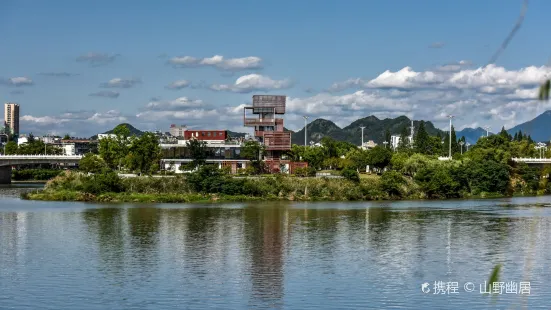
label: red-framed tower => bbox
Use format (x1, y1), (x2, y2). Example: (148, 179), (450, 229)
(243, 95), (292, 160)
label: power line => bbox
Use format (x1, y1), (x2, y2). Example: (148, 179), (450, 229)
(486, 0), (529, 66)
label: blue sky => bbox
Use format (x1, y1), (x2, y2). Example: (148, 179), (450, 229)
(1, 0), (550, 137)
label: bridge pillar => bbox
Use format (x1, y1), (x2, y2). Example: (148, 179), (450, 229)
(0, 166), (11, 184)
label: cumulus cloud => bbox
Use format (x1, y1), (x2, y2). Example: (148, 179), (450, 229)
(144, 97), (206, 111)
(0, 77), (34, 87)
(327, 64), (551, 93)
(39, 72), (79, 77)
(429, 42), (445, 49)
(165, 80), (191, 90)
(167, 55), (263, 71)
(25, 63), (551, 138)
(89, 90), (120, 98)
(210, 74), (293, 93)
(76, 52), (119, 66)
(100, 77), (141, 88)
(20, 110), (131, 136)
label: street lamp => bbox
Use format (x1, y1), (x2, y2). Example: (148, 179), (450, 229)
(303, 115), (309, 146)
(484, 126), (490, 137)
(447, 115), (454, 158)
(466, 142), (470, 152)
(360, 126), (365, 148)
(459, 141), (464, 155)
(383, 141), (388, 148)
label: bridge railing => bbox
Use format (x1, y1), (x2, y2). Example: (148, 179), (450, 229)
(0, 155), (83, 159)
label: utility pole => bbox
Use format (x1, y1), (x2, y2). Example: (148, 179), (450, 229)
(484, 126), (490, 137)
(459, 141), (464, 155)
(447, 115), (454, 158)
(410, 119), (414, 148)
(360, 126), (365, 148)
(303, 115), (309, 146)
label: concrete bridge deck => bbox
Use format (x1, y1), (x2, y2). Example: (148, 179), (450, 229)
(0, 155), (83, 184)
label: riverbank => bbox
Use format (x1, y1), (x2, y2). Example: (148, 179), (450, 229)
(21, 168), (544, 204)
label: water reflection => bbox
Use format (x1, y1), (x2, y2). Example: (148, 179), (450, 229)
(1, 200), (551, 309)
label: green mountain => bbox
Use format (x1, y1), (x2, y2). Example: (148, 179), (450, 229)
(292, 116), (445, 145)
(90, 123), (144, 139)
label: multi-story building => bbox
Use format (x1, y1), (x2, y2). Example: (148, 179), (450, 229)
(243, 95), (306, 173)
(58, 139), (98, 156)
(4, 103), (20, 136)
(169, 124), (187, 137)
(161, 95), (307, 174)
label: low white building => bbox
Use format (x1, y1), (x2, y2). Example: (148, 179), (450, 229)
(360, 140), (377, 150)
(97, 134), (117, 140)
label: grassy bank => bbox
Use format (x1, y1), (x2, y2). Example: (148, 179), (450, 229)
(22, 167), (534, 204)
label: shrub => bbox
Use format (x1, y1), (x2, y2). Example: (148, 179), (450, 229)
(294, 167), (316, 177)
(341, 168), (360, 183)
(380, 170), (405, 198)
(82, 171), (125, 194)
(186, 165), (227, 193)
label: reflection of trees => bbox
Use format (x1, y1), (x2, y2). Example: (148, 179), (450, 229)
(82, 207), (125, 278)
(182, 207), (226, 279)
(127, 207), (161, 274)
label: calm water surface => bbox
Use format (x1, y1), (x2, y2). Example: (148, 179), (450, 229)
(2, 189), (551, 309)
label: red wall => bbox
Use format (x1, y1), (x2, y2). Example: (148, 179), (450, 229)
(184, 130), (227, 141)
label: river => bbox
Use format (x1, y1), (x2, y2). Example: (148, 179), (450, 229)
(1, 185), (551, 309)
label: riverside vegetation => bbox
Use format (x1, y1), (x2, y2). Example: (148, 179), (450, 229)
(22, 122), (551, 203)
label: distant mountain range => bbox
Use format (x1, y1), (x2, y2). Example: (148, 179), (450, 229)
(455, 127), (493, 145)
(291, 116), (444, 145)
(95, 110), (551, 145)
(507, 110), (551, 142)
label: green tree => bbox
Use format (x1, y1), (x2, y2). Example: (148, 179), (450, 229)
(380, 170), (405, 198)
(321, 136), (338, 158)
(98, 126), (132, 170)
(241, 140), (266, 174)
(341, 167), (360, 183)
(4, 141), (18, 154)
(186, 139), (208, 168)
(397, 126), (410, 151)
(368, 145), (392, 171)
(63, 134), (71, 140)
(346, 148), (370, 171)
(241, 140), (265, 160)
(78, 153), (107, 173)
(414, 121), (431, 154)
(384, 128), (391, 145)
(126, 132), (161, 175)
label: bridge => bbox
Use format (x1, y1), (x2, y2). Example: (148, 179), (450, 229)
(511, 158), (551, 164)
(0, 155), (83, 184)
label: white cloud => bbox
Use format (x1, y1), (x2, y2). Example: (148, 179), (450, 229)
(20, 110), (130, 136)
(23, 63), (551, 138)
(1, 77), (34, 86)
(89, 90), (120, 98)
(166, 80), (191, 90)
(145, 97), (206, 111)
(210, 74), (293, 93)
(76, 52), (119, 66)
(429, 42), (445, 49)
(101, 77), (141, 88)
(167, 55), (262, 71)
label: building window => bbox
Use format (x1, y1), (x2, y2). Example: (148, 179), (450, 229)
(207, 132), (211, 137)
(201, 132), (205, 136)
